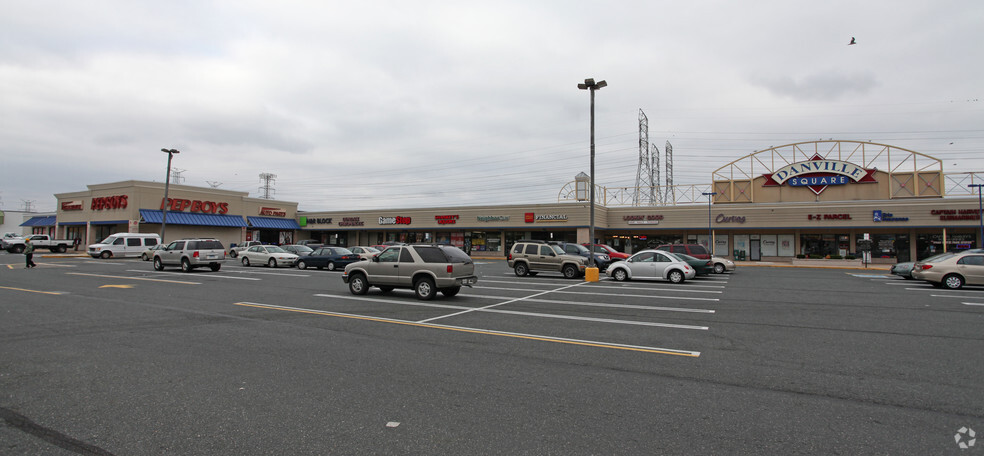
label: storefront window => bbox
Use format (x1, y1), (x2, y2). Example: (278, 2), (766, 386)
(856, 233), (909, 261)
(800, 234), (848, 257)
(916, 233), (975, 260)
(466, 231), (501, 252)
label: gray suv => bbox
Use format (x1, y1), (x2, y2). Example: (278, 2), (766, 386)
(507, 240), (587, 279)
(342, 244), (477, 300)
(153, 238), (227, 272)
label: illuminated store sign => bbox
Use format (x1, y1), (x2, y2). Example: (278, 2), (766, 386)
(477, 215), (510, 222)
(61, 200), (84, 211)
(715, 214), (746, 224)
(435, 215), (459, 225)
(92, 195), (129, 210)
(762, 154), (876, 195)
(623, 215), (663, 225)
(872, 210), (909, 222)
(299, 217), (333, 226)
(807, 213), (852, 220)
(259, 207), (287, 217)
(379, 216), (412, 225)
(525, 213), (568, 223)
(931, 209), (981, 221)
(160, 198), (229, 214)
(339, 217), (365, 226)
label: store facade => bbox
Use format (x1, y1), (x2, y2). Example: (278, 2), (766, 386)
(52, 180), (299, 249)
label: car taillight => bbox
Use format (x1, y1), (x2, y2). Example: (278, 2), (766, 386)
(507, 253), (512, 260)
(447, 265), (453, 273)
(193, 251), (200, 258)
(921, 264), (933, 270)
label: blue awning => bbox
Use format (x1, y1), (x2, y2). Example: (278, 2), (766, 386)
(90, 220), (128, 225)
(140, 209), (247, 227)
(247, 216), (301, 230)
(20, 216), (56, 227)
(59, 221), (87, 226)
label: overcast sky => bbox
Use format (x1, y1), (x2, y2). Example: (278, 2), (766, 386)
(2, 0), (982, 213)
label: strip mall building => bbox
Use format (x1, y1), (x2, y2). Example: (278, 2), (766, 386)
(24, 141), (983, 263)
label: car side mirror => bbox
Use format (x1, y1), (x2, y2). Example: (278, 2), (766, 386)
(372, 255), (380, 262)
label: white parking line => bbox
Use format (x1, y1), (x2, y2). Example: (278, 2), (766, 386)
(127, 269), (261, 280)
(963, 302), (984, 306)
(418, 281), (589, 324)
(482, 278), (726, 290)
(461, 293), (716, 313)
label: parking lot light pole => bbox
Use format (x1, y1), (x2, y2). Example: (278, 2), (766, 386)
(702, 192), (717, 254)
(971, 183), (984, 248)
(160, 148), (180, 243)
(578, 78), (606, 273)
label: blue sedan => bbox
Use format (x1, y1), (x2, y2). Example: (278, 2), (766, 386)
(296, 247), (362, 271)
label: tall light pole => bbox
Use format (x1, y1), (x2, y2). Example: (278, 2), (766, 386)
(578, 78), (606, 271)
(971, 183), (984, 248)
(702, 192), (717, 254)
(160, 148), (180, 243)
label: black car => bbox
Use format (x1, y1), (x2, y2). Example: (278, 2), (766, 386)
(548, 241), (611, 271)
(296, 247), (362, 271)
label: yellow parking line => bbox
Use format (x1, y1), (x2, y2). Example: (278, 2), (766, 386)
(234, 301), (700, 357)
(0, 285), (63, 295)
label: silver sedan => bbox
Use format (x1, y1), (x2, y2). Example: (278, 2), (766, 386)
(240, 245), (299, 268)
(606, 249), (696, 283)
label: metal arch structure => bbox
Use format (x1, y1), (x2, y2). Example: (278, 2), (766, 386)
(710, 140), (944, 203)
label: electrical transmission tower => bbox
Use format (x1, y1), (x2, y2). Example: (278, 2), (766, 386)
(258, 173), (277, 199)
(170, 168), (186, 184)
(652, 143), (661, 204)
(21, 200), (36, 212)
(633, 109), (658, 206)
(664, 141), (674, 204)
(206, 181), (223, 188)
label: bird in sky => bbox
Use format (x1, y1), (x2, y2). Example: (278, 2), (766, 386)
(849, 37), (856, 45)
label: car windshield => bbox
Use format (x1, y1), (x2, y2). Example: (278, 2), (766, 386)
(569, 244), (590, 255)
(922, 253), (955, 263)
(293, 245), (313, 253)
(551, 245), (566, 255)
(364, 247), (380, 253)
(99, 236), (117, 244)
(266, 246), (287, 253)
(334, 248), (354, 255)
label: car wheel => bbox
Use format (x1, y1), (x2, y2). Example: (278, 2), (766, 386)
(242, 257), (250, 267)
(210, 263), (221, 272)
(714, 263), (726, 274)
(180, 259), (192, 273)
(442, 287), (461, 297)
(668, 270), (685, 283)
(414, 277), (437, 300)
(297, 260), (307, 270)
(100, 251), (111, 259)
(327, 262), (336, 271)
(612, 268), (629, 282)
(942, 274), (964, 289)
(514, 263), (529, 277)
(142, 253), (150, 261)
(153, 257), (164, 271)
(268, 258), (277, 268)
(562, 264), (578, 279)
(348, 273), (369, 295)
(229, 250), (237, 258)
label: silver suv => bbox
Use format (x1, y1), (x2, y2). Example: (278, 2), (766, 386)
(153, 238), (227, 272)
(507, 240), (587, 279)
(342, 244), (477, 300)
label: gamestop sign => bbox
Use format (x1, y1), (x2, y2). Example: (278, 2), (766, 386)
(161, 198), (229, 214)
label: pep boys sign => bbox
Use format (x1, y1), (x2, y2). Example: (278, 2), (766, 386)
(161, 198), (229, 214)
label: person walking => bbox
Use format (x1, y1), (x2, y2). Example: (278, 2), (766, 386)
(24, 238), (37, 268)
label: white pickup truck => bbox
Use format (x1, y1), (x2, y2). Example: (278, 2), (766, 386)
(2, 234), (74, 253)
(228, 240), (263, 258)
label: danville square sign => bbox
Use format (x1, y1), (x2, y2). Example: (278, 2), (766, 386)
(761, 154), (876, 195)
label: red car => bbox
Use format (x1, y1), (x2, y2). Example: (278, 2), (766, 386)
(582, 243), (630, 261)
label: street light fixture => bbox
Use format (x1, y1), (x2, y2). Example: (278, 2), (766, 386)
(578, 78), (606, 274)
(702, 192), (717, 255)
(971, 183), (984, 249)
(160, 148), (180, 243)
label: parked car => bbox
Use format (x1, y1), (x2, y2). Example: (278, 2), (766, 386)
(282, 244), (314, 256)
(549, 241), (611, 271)
(349, 246), (381, 261)
(668, 252), (713, 276)
(711, 256), (736, 274)
(343, 244), (477, 300)
(140, 244), (166, 261)
(229, 240), (263, 258)
(507, 240), (587, 279)
(655, 243), (711, 260)
(297, 247), (362, 271)
(153, 238), (226, 272)
(582, 243), (630, 261)
(240, 245), (298, 268)
(297, 240), (323, 246)
(890, 261), (916, 279)
(606, 249), (696, 283)
(4, 234), (74, 254)
(88, 232), (161, 258)
(911, 250), (984, 289)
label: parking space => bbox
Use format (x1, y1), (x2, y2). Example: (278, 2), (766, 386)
(854, 271), (984, 307)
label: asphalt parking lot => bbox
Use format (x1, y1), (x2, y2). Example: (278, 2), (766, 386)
(1, 253), (982, 454)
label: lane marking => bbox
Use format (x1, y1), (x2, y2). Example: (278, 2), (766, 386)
(964, 302), (984, 306)
(420, 281), (590, 323)
(472, 285), (721, 298)
(460, 294), (716, 313)
(69, 272), (200, 284)
(487, 277), (726, 290)
(234, 301), (701, 357)
(0, 285), (64, 295)
(125, 270), (260, 281)
(315, 293), (710, 330)
(99, 284), (134, 289)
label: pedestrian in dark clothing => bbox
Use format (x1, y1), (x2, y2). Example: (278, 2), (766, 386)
(25, 238), (37, 268)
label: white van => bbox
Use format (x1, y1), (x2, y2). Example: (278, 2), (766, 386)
(88, 233), (161, 259)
